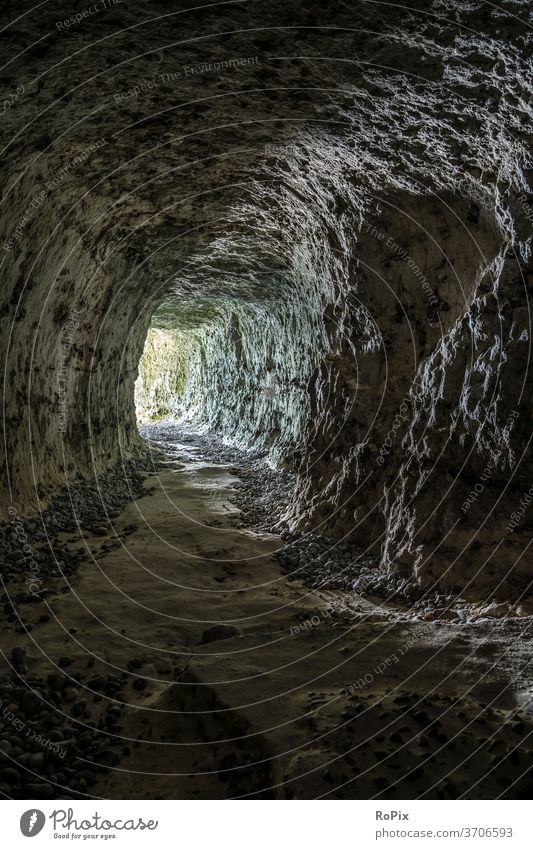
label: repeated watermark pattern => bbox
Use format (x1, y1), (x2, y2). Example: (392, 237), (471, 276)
(364, 223), (439, 306)
(46, 138), (108, 192)
(3, 189), (47, 253)
(113, 57), (260, 103)
(1, 84), (24, 117)
(289, 605), (336, 636)
(0, 697), (66, 758)
(376, 379), (424, 467)
(341, 631), (424, 696)
(462, 410), (519, 513)
(57, 311), (81, 434)
(517, 193), (533, 225)
(264, 143), (301, 157)
(506, 484), (533, 534)
(56, 0), (124, 31)
(6, 508), (44, 598)
(3, 139), (107, 252)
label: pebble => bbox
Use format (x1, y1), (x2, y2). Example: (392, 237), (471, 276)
(21, 691), (41, 717)
(25, 782), (53, 798)
(11, 646), (26, 665)
(1, 767), (21, 783)
(0, 459), (151, 589)
(0, 670), (127, 800)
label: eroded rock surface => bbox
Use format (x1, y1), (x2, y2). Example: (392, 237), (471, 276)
(1, 0), (532, 601)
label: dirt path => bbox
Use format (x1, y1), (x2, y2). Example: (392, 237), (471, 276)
(3, 432), (533, 799)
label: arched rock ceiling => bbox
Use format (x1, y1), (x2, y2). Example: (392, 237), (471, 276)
(1, 0), (532, 597)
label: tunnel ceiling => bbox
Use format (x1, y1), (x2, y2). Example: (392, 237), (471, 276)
(1, 0), (532, 599)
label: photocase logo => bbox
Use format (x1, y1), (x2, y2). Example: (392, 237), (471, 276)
(20, 810), (46, 837)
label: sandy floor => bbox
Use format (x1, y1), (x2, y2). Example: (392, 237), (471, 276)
(3, 434), (533, 799)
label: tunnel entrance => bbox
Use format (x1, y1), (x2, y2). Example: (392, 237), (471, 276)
(135, 328), (193, 424)
(133, 280), (326, 464)
(2, 0), (533, 807)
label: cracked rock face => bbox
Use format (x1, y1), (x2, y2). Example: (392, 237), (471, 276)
(1, 0), (532, 599)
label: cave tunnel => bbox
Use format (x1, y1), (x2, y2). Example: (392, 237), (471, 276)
(1, 0), (533, 806)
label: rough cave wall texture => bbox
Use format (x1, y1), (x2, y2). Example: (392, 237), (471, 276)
(1, 0), (532, 598)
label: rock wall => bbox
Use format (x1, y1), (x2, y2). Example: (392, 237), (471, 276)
(1, 0), (532, 598)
